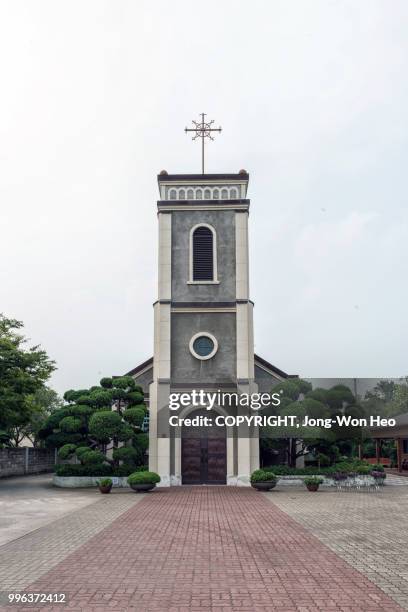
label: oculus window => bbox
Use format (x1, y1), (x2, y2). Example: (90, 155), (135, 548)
(189, 332), (218, 360)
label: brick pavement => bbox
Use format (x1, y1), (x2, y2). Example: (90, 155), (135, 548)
(267, 486), (408, 610)
(0, 493), (144, 591)
(4, 487), (403, 612)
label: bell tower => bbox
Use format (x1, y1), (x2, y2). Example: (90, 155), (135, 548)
(148, 168), (259, 486)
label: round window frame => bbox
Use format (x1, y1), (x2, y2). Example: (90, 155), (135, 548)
(189, 332), (218, 361)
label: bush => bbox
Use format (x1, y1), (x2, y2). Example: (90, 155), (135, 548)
(355, 465), (371, 475)
(370, 463), (385, 472)
(304, 477), (324, 486)
(97, 478), (112, 487)
(112, 446), (138, 462)
(317, 453), (330, 467)
(55, 464), (113, 477)
(59, 416), (82, 433)
(113, 464), (138, 476)
(263, 460), (375, 478)
(89, 411), (125, 442)
(123, 407), (145, 427)
(127, 392), (145, 406)
(81, 449), (106, 465)
(76, 445), (92, 459)
(58, 443), (77, 459)
(250, 469), (277, 483)
(127, 471), (161, 485)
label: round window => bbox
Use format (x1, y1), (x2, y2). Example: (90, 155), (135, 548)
(189, 332), (218, 360)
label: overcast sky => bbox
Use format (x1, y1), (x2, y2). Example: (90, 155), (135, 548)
(1, 1), (407, 394)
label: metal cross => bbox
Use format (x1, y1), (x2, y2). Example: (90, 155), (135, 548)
(185, 113), (222, 174)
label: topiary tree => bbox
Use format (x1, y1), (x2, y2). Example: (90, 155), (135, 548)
(40, 375), (148, 472)
(261, 379), (362, 467)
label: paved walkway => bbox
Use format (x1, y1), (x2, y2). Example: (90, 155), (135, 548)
(3, 487), (403, 612)
(0, 475), (97, 547)
(268, 486), (408, 610)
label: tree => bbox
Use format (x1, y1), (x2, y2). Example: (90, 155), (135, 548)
(40, 375), (148, 472)
(0, 314), (56, 447)
(260, 380), (363, 467)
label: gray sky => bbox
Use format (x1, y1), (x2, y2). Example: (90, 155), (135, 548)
(1, 1), (407, 394)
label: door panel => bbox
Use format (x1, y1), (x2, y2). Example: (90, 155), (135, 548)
(181, 438), (202, 484)
(207, 438), (227, 484)
(182, 435), (226, 484)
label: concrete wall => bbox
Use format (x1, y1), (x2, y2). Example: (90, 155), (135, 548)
(171, 210), (236, 302)
(171, 312), (236, 384)
(0, 448), (56, 478)
(132, 366), (153, 397)
(254, 365), (282, 393)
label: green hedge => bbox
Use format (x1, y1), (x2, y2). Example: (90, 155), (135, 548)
(127, 471), (161, 485)
(264, 465), (337, 475)
(263, 460), (379, 476)
(55, 464), (149, 477)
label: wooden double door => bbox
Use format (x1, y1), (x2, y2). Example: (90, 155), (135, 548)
(182, 437), (226, 484)
(181, 410), (227, 485)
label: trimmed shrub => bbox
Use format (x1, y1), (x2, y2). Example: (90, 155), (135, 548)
(81, 449), (106, 465)
(100, 377), (113, 389)
(250, 469), (277, 483)
(127, 471), (160, 485)
(97, 478), (112, 487)
(59, 416), (82, 433)
(127, 392), (144, 406)
(76, 445), (92, 459)
(123, 407), (145, 427)
(113, 464), (138, 476)
(57, 443), (77, 459)
(89, 411), (124, 442)
(304, 476), (324, 486)
(55, 464), (113, 477)
(112, 446), (138, 463)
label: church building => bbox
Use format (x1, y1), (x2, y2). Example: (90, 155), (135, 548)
(127, 168), (293, 486)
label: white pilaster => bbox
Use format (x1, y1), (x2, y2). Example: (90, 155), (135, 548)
(235, 212), (249, 300)
(158, 212), (172, 300)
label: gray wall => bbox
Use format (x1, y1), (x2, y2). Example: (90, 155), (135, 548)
(132, 366), (153, 397)
(0, 448), (56, 478)
(254, 365), (282, 393)
(171, 312), (236, 384)
(171, 210), (236, 302)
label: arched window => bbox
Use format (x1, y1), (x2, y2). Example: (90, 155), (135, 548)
(190, 224), (217, 282)
(196, 189), (203, 200)
(213, 189), (219, 199)
(169, 189), (177, 200)
(230, 188), (238, 199)
(187, 189), (194, 199)
(221, 188), (228, 199)
(204, 189), (211, 199)
(179, 189), (186, 200)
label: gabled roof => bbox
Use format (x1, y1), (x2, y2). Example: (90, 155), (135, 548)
(254, 354), (296, 379)
(126, 354), (295, 380)
(126, 357), (153, 377)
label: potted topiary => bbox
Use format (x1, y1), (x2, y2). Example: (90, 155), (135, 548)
(127, 471), (161, 492)
(304, 476), (324, 492)
(250, 469), (277, 491)
(97, 477), (113, 494)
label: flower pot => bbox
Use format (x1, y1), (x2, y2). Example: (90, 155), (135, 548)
(306, 484), (319, 492)
(130, 483), (156, 493)
(251, 481), (277, 491)
(98, 484), (112, 494)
